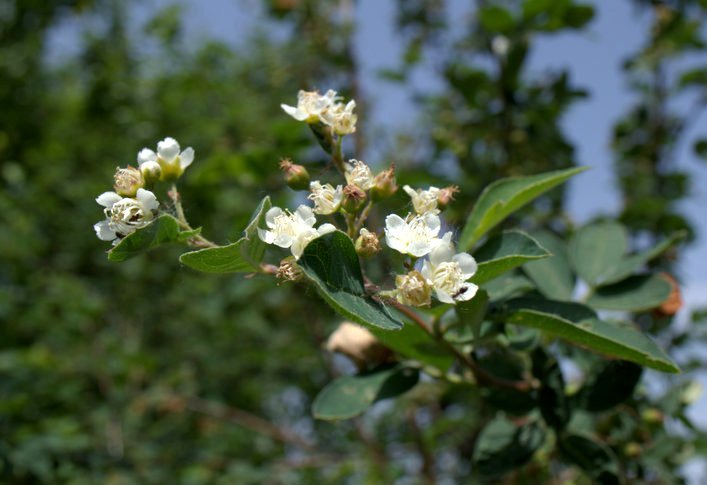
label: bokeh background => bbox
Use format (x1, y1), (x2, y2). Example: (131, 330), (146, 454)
(3, 0), (707, 483)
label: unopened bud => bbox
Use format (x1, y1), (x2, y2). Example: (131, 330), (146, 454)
(113, 166), (144, 197)
(325, 322), (393, 370)
(395, 270), (432, 307)
(276, 256), (303, 283)
(641, 408), (664, 424)
(342, 184), (367, 213)
(140, 161), (162, 186)
(355, 228), (381, 257)
(371, 165), (398, 200)
(437, 185), (459, 211)
(280, 159), (310, 191)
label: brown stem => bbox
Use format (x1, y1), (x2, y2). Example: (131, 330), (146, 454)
(386, 299), (534, 392)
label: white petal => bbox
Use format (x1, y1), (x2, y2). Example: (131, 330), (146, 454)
(455, 283), (479, 302)
(384, 214), (406, 237)
(135, 188), (159, 212)
(94, 220), (116, 241)
(295, 205), (316, 227)
(430, 233), (454, 265)
(258, 228), (276, 244)
(407, 241), (433, 258)
(436, 289), (455, 304)
(157, 137), (180, 162)
(420, 260), (433, 282)
(453, 253), (478, 279)
(96, 191), (122, 208)
(317, 223), (336, 236)
(273, 234), (295, 248)
(403, 185), (417, 198)
(179, 147), (194, 169)
(137, 148), (157, 164)
(265, 207), (284, 228)
(423, 213), (441, 235)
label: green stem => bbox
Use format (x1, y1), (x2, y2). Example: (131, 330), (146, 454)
(332, 136), (345, 174)
(353, 200), (374, 234)
(169, 184), (217, 249)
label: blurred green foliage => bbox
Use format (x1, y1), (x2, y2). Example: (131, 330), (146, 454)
(1, 0), (706, 483)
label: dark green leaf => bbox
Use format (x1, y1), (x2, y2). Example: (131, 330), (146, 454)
(587, 275), (672, 311)
(473, 417), (546, 478)
(504, 298), (679, 373)
(479, 6), (515, 33)
(483, 271), (535, 301)
(558, 433), (620, 485)
(299, 231), (403, 330)
(179, 196), (271, 273)
(108, 214), (188, 262)
(569, 222), (628, 286)
(477, 348), (536, 415)
(369, 318), (454, 372)
(601, 232), (685, 285)
(523, 230), (575, 301)
(312, 364), (419, 420)
(451, 290), (489, 343)
(471, 231), (550, 284)
(532, 348), (570, 430)
(578, 360), (643, 412)
(459, 167), (587, 250)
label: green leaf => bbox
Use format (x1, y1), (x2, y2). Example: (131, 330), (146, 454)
(558, 433), (620, 485)
(569, 221), (628, 286)
(459, 167), (587, 250)
(504, 298), (679, 373)
(578, 360), (643, 412)
(471, 231), (550, 284)
(532, 348), (571, 431)
(479, 5), (515, 33)
(483, 272), (535, 301)
(299, 231), (403, 330)
(108, 214), (190, 262)
(179, 196), (272, 273)
(312, 364), (419, 420)
(451, 290), (489, 344)
(523, 230), (575, 301)
(601, 232), (685, 285)
(587, 275), (672, 311)
(473, 417), (546, 478)
(369, 318), (454, 372)
(478, 348), (537, 416)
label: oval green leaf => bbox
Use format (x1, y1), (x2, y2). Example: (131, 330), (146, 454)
(473, 417), (546, 479)
(108, 214), (198, 262)
(569, 221), (627, 286)
(523, 230), (575, 301)
(587, 274), (672, 311)
(471, 230), (550, 284)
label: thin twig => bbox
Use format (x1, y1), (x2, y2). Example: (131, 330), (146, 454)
(168, 184), (217, 248)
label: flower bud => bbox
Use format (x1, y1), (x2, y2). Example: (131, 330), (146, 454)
(395, 270), (432, 307)
(325, 322), (393, 371)
(276, 256), (303, 283)
(342, 184), (367, 213)
(140, 160), (162, 186)
(113, 166), (144, 197)
(437, 185), (459, 211)
(371, 165), (398, 200)
(355, 228), (381, 258)
(280, 158), (310, 191)
(345, 159), (374, 190)
(641, 408), (664, 424)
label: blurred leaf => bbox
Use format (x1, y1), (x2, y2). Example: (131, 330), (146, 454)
(578, 360), (643, 412)
(473, 417), (546, 478)
(483, 272), (535, 301)
(478, 348), (536, 415)
(532, 348), (570, 430)
(504, 298), (679, 372)
(479, 6), (515, 33)
(601, 231), (685, 285)
(108, 214), (197, 262)
(471, 230), (550, 284)
(312, 364), (419, 420)
(179, 196), (271, 273)
(523, 230), (575, 301)
(299, 231), (403, 330)
(558, 433), (620, 485)
(459, 167), (587, 250)
(587, 274), (672, 311)
(569, 221), (627, 286)
(452, 289), (489, 343)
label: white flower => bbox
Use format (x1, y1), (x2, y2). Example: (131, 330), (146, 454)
(403, 185), (441, 215)
(258, 205), (336, 259)
(421, 236), (478, 304)
(345, 159), (374, 190)
(384, 213), (441, 257)
(94, 188), (159, 244)
(321, 99), (357, 135)
(281, 89), (339, 123)
(394, 271), (432, 307)
(308, 181), (343, 215)
(137, 137), (194, 180)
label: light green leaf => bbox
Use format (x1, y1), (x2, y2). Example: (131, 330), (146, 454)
(569, 221), (628, 286)
(587, 275), (672, 311)
(179, 196), (271, 273)
(473, 417), (546, 479)
(299, 231), (403, 330)
(459, 167), (587, 250)
(523, 230), (575, 301)
(108, 214), (193, 262)
(312, 364), (419, 420)
(601, 232), (686, 285)
(482, 272), (535, 301)
(504, 298), (679, 373)
(471, 231), (550, 284)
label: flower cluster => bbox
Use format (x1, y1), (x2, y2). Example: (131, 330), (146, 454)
(281, 89), (357, 135)
(94, 137), (194, 245)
